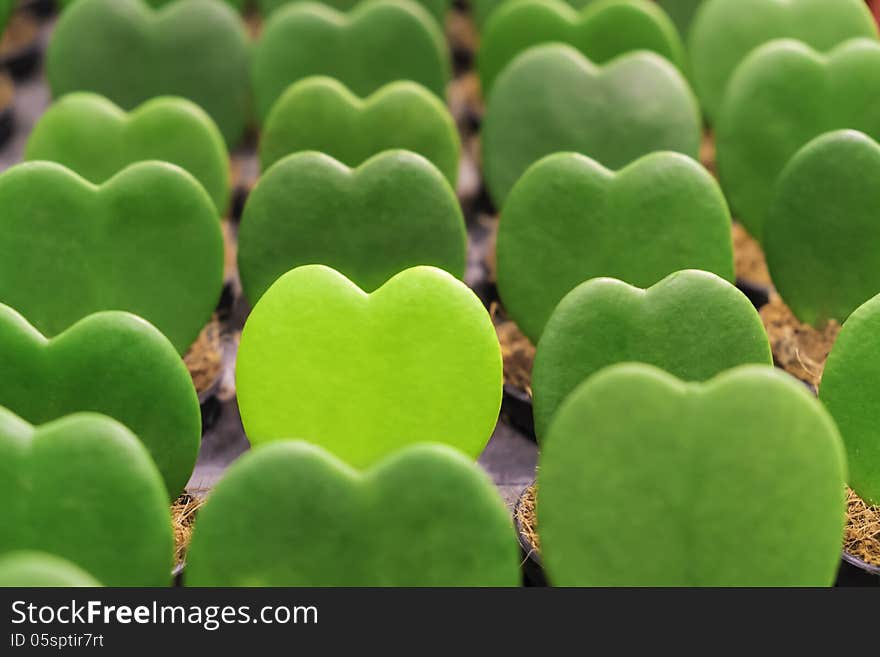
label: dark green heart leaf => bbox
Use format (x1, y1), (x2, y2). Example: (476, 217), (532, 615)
(260, 76), (460, 186)
(497, 151), (734, 342)
(186, 441), (520, 586)
(820, 291), (880, 505)
(259, 0), (449, 23)
(538, 363), (847, 586)
(0, 305), (201, 496)
(479, 0), (686, 92)
(237, 265), (502, 468)
(25, 92), (231, 214)
(688, 0), (878, 122)
(764, 130), (880, 326)
(0, 161), (225, 355)
(532, 270), (771, 438)
(482, 44), (701, 207)
(239, 150), (466, 304)
(0, 408), (173, 587)
(252, 0), (450, 122)
(717, 39), (880, 240)
(47, 0), (251, 146)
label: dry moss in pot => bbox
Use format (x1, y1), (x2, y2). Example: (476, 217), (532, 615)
(531, 363), (848, 586)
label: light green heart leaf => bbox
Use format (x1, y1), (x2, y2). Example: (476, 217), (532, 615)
(47, 0), (251, 146)
(0, 552), (102, 587)
(688, 0), (878, 123)
(186, 441), (520, 586)
(497, 151), (734, 342)
(0, 161), (225, 355)
(0, 409), (173, 587)
(25, 92), (231, 214)
(260, 76), (460, 186)
(764, 130), (880, 327)
(532, 270), (771, 438)
(717, 39), (880, 240)
(237, 265), (502, 468)
(538, 363), (847, 586)
(252, 0), (450, 122)
(820, 292), (880, 505)
(0, 305), (201, 497)
(479, 0), (686, 92)
(239, 150), (466, 305)
(482, 43), (701, 207)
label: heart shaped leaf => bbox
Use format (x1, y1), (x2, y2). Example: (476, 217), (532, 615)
(820, 291), (880, 504)
(259, 0), (449, 23)
(237, 265), (502, 468)
(479, 0), (686, 92)
(717, 39), (880, 240)
(47, 0), (251, 146)
(532, 270), (772, 438)
(482, 44), (701, 206)
(0, 408), (173, 587)
(62, 0), (244, 9)
(260, 76), (460, 186)
(764, 130), (880, 326)
(0, 552), (102, 587)
(239, 150), (466, 305)
(688, 0), (878, 122)
(25, 92), (231, 214)
(0, 305), (201, 496)
(538, 363), (847, 586)
(186, 441), (520, 586)
(0, 161), (225, 355)
(252, 1), (450, 122)
(497, 151), (734, 342)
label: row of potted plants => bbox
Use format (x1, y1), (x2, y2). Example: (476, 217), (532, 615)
(1, 0), (879, 585)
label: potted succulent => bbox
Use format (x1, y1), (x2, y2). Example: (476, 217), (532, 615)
(0, 408), (174, 587)
(259, 76), (461, 188)
(24, 91), (232, 215)
(237, 150), (466, 307)
(46, 0), (251, 147)
(185, 442), (520, 586)
(526, 363), (848, 586)
(251, 0), (450, 124)
(493, 150), (735, 431)
(481, 43), (701, 208)
(236, 264), (502, 467)
(478, 0), (687, 93)
(0, 305), (202, 498)
(688, 0), (878, 123)
(0, 160), (225, 363)
(530, 269), (772, 439)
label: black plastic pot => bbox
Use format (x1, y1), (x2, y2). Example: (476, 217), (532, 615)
(836, 552), (880, 587)
(502, 383), (535, 440)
